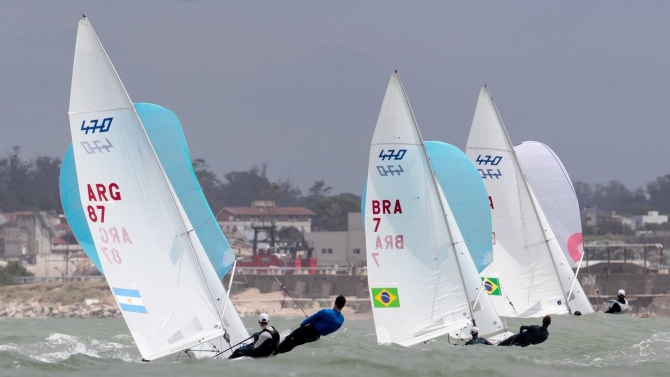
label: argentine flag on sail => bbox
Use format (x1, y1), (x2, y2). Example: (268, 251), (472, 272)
(113, 288), (147, 314)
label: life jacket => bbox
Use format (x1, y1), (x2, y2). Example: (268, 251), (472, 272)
(609, 299), (629, 314)
(252, 326), (280, 357)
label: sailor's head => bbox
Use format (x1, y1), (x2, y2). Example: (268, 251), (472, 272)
(574, 311), (582, 316)
(258, 313), (269, 326)
(334, 295), (346, 311)
(470, 327), (479, 336)
(542, 315), (551, 328)
(618, 289), (626, 298)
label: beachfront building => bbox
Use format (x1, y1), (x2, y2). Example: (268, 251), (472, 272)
(305, 213), (366, 268)
(632, 211), (668, 228)
(216, 201), (315, 235)
(0, 211), (56, 264)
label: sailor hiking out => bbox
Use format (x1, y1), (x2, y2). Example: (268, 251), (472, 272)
(274, 295), (346, 355)
(229, 313), (280, 359)
(497, 315), (551, 347)
(605, 290), (629, 314)
(464, 327), (493, 346)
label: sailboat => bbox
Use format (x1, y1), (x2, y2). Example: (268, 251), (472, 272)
(364, 73), (505, 346)
(515, 141), (585, 267)
(60, 16), (248, 360)
(465, 86), (593, 317)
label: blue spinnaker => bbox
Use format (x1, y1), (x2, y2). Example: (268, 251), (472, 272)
(59, 144), (103, 273)
(425, 141), (492, 273)
(135, 103), (234, 279)
(59, 103), (234, 279)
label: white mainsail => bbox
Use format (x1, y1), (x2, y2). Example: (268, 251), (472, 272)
(67, 17), (247, 360)
(465, 86), (592, 317)
(365, 74), (503, 346)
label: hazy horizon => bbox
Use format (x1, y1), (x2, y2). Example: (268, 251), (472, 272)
(2, 1), (669, 194)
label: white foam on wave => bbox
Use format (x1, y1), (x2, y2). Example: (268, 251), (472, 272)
(558, 331), (670, 367)
(0, 332), (138, 364)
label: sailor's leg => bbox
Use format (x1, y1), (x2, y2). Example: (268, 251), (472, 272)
(275, 326), (316, 354)
(228, 349), (246, 360)
(496, 334), (518, 346)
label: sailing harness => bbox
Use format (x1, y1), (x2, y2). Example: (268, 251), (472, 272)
(251, 327), (281, 357)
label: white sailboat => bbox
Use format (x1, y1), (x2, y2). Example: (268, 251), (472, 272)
(364, 73), (504, 346)
(65, 17), (248, 360)
(465, 86), (593, 317)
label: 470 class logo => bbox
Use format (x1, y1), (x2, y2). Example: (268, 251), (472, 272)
(378, 149), (407, 161)
(80, 118), (113, 134)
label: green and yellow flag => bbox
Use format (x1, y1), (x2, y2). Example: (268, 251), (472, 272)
(371, 288), (400, 308)
(482, 277), (501, 296)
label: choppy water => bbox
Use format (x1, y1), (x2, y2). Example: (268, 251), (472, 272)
(0, 314), (669, 377)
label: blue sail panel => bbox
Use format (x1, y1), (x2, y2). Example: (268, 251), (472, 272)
(59, 144), (104, 273)
(425, 141), (493, 273)
(134, 103), (234, 279)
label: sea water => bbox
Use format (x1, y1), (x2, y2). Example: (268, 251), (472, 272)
(0, 314), (669, 377)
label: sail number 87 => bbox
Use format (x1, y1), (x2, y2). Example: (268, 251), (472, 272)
(87, 205), (106, 222)
(100, 247), (122, 264)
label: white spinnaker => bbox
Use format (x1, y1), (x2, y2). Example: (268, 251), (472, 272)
(516, 141), (593, 313)
(68, 18), (241, 360)
(515, 141), (582, 266)
(465, 87), (584, 317)
(365, 74), (502, 346)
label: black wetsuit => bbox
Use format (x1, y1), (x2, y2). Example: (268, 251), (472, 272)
(229, 326), (280, 359)
(273, 323), (321, 354)
(604, 298), (626, 314)
(497, 325), (548, 347)
(464, 335), (493, 346)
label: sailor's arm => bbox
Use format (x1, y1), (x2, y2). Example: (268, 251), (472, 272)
(300, 310), (324, 327)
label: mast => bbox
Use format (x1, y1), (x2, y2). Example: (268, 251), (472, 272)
(395, 73), (476, 321)
(485, 87), (571, 312)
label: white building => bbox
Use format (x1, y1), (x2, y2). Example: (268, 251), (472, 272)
(216, 201), (315, 235)
(304, 213), (366, 268)
(632, 211), (668, 228)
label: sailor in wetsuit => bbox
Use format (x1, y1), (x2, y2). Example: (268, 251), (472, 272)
(497, 315), (551, 347)
(274, 295), (346, 355)
(605, 289), (629, 314)
(228, 313), (280, 359)
(464, 327), (493, 346)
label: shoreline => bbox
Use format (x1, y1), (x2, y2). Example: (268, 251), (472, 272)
(0, 282), (373, 319)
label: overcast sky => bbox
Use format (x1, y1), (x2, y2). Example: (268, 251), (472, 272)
(1, 1), (669, 195)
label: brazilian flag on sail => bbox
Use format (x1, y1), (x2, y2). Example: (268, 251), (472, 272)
(482, 277), (501, 296)
(371, 288), (400, 308)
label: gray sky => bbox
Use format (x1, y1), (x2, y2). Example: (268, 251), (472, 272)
(1, 1), (669, 195)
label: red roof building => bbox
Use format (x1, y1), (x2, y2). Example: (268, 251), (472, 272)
(216, 202), (315, 234)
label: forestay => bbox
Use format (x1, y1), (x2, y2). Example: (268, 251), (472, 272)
(465, 87), (592, 317)
(365, 74), (503, 346)
(67, 17), (238, 360)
